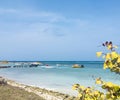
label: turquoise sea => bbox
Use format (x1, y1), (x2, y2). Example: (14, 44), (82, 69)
(0, 61), (120, 95)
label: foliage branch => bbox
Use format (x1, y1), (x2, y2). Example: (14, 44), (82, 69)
(72, 41), (120, 100)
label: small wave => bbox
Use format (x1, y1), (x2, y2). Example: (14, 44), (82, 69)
(40, 66), (55, 69)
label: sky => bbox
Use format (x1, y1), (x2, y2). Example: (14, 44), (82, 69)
(0, 0), (120, 61)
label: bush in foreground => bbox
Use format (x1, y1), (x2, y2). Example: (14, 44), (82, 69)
(72, 41), (120, 100)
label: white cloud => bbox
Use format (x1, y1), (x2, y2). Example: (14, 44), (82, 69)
(0, 8), (120, 60)
(0, 7), (119, 39)
(0, 8), (69, 37)
(0, 8), (65, 23)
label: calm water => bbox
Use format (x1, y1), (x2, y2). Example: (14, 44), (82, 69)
(0, 61), (120, 95)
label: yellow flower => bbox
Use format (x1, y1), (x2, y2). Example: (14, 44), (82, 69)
(111, 52), (118, 59)
(103, 62), (108, 69)
(78, 93), (82, 98)
(108, 61), (113, 69)
(95, 78), (102, 84)
(117, 57), (120, 63)
(111, 95), (115, 98)
(72, 86), (76, 90)
(96, 52), (102, 57)
(85, 97), (93, 100)
(94, 91), (99, 96)
(101, 94), (105, 99)
(107, 44), (112, 50)
(103, 60), (113, 69)
(79, 86), (85, 90)
(72, 84), (79, 90)
(105, 53), (111, 60)
(85, 88), (91, 93)
(106, 82), (114, 87)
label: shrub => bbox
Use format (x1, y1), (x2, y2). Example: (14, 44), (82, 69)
(72, 41), (120, 100)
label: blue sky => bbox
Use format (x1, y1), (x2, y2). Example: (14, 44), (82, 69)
(0, 0), (120, 61)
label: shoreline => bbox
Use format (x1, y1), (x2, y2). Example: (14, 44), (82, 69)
(0, 76), (76, 100)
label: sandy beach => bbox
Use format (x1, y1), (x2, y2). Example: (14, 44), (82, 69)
(0, 77), (76, 100)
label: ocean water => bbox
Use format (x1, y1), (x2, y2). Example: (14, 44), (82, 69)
(0, 61), (120, 96)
